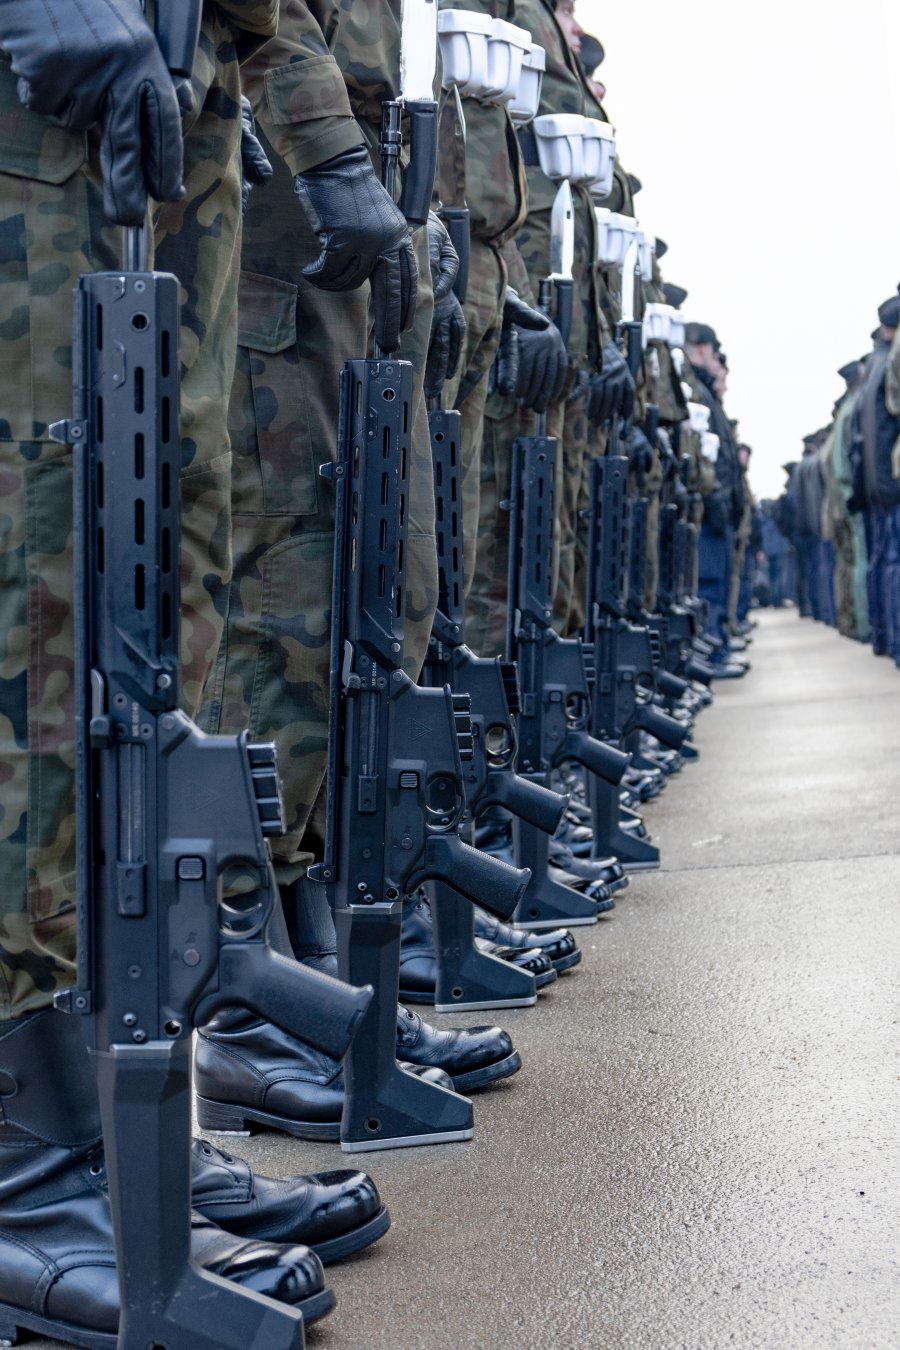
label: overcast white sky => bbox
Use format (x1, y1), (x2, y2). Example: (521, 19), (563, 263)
(577, 0), (900, 499)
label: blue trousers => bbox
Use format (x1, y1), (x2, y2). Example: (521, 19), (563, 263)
(865, 506), (900, 658)
(698, 522), (733, 647)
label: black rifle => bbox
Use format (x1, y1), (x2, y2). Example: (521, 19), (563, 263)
(52, 133), (370, 1350)
(422, 407), (567, 1007)
(506, 418), (631, 929)
(311, 356), (530, 1149)
(581, 456), (662, 870)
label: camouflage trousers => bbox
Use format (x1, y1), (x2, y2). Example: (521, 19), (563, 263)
(0, 23), (245, 1017)
(570, 426), (609, 638)
(201, 212), (436, 885)
(444, 238), (506, 601)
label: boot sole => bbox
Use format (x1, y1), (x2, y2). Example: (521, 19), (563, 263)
(450, 1049), (522, 1093)
(552, 949), (582, 974)
(311, 1204), (392, 1264)
(196, 1096), (340, 1141)
(0, 1288), (335, 1347)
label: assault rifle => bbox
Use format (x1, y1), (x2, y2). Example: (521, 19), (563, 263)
(506, 407), (630, 929)
(51, 36), (371, 1350)
(422, 408), (567, 1007)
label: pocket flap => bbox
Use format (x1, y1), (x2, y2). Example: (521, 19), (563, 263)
(0, 60), (87, 184)
(237, 270), (298, 354)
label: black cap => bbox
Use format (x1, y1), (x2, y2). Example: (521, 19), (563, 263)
(655, 237), (668, 259)
(628, 173), (643, 197)
(579, 33), (605, 75)
(684, 321), (719, 348)
(877, 295), (900, 328)
(663, 282), (687, 308)
(837, 359), (861, 385)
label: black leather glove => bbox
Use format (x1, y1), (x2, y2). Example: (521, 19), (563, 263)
(488, 323), (518, 398)
(0, 0), (184, 225)
(516, 322), (569, 413)
(587, 341), (636, 427)
(240, 97), (273, 214)
(500, 291), (568, 414)
(293, 145), (417, 352)
(625, 425), (654, 478)
(425, 213), (466, 400)
(567, 368), (591, 407)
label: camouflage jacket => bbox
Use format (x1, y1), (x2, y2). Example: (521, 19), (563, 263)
(241, 0), (370, 174)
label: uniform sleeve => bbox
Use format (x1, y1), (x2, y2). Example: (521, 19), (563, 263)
(241, 0), (366, 175)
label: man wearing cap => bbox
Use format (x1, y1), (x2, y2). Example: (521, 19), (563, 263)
(858, 295), (900, 661)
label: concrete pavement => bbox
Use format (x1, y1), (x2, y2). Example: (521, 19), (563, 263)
(29, 609), (900, 1349)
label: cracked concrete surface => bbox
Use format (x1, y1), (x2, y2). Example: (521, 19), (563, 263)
(27, 609), (900, 1349)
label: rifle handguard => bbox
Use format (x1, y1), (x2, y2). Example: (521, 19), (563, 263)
(421, 833), (530, 920)
(562, 727), (630, 786)
(633, 702), (689, 750)
(480, 769), (568, 835)
(399, 99), (438, 227)
(196, 946), (372, 1062)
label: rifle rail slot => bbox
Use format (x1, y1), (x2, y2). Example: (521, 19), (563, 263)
(134, 366), (144, 414)
(134, 432), (144, 479)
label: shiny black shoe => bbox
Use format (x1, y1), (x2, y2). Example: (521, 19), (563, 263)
(547, 843), (629, 893)
(190, 1139), (390, 1263)
(476, 938), (558, 986)
(399, 893), (554, 1001)
(472, 908), (581, 973)
(0, 1012), (333, 1350)
(195, 1013), (453, 1141)
(396, 1006), (521, 1092)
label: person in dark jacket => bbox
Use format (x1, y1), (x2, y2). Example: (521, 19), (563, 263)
(858, 294), (900, 660)
(684, 323), (746, 672)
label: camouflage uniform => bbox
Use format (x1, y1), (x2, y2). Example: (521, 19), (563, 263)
(831, 391), (869, 639)
(0, 3), (277, 1017)
(205, 0), (436, 884)
(438, 0), (529, 656)
(468, 0), (609, 654)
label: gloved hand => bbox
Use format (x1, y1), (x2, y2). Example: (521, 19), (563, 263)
(293, 145), (417, 352)
(488, 290), (545, 398)
(487, 325), (518, 398)
(586, 341), (636, 427)
(500, 291), (568, 414)
(424, 213), (466, 400)
(0, 0), (184, 225)
(240, 97), (273, 214)
(625, 424), (654, 478)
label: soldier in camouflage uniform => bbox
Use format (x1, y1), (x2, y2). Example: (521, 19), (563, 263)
(437, 0), (544, 650)
(467, 0), (630, 655)
(192, 0), (522, 1139)
(0, 4), (400, 1343)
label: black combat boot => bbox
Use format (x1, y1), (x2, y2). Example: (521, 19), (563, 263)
(471, 905), (581, 972)
(190, 1139), (390, 1263)
(0, 1012), (334, 1349)
(398, 893), (557, 1002)
(195, 1010), (454, 1140)
(395, 1006), (521, 1092)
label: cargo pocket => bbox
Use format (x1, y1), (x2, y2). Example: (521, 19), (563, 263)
(0, 59), (95, 446)
(231, 270), (319, 517)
